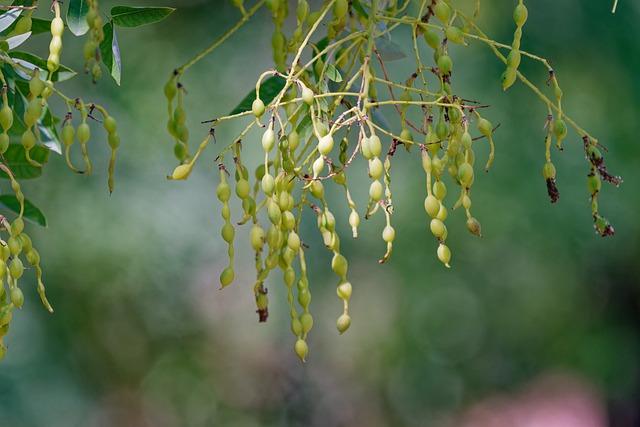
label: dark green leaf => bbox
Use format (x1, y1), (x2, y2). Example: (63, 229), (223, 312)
(230, 75), (286, 115)
(296, 113), (313, 144)
(99, 22), (122, 85)
(110, 6), (175, 28)
(325, 64), (343, 82)
(0, 195), (47, 227)
(30, 18), (52, 35)
(351, 0), (368, 18)
(67, 0), (90, 36)
(9, 51), (76, 82)
(377, 38), (406, 62)
(1, 17), (52, 37)
(0, 144), (50, 180)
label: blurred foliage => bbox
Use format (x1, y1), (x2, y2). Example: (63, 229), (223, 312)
(0, 0), (638, 426)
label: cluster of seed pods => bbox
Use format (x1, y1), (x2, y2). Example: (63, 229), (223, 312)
(165, 0), (621, 361)
(0, 0), (123, 361)
(0, 168), (52, 360)
(83, 0), (106, 82)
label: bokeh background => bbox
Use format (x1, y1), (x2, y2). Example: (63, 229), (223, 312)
(1, 0), (639, 426)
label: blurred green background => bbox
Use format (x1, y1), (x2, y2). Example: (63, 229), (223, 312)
(1, 0), (639, 426)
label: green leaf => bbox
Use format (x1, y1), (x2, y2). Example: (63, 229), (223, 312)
(351, 0), (368, 19)
(325, 64), (343, 83)
(9, 51), (77, 82)
(295, 113), (313, 144)
(230, 75), (286, 115)
(30, 18), (53, 35)
(110, 6), (175, 28)
(0, 144), (50, 180)
(0, 8), (21, 33)
(99, 22), (122, 85)
(67, 0), (90, 36)
(0, 195), (47, 227)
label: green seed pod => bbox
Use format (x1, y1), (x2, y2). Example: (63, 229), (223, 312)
(282, 211), (296, 231)
(434, 1), (452, 23)
(268, 200), (282, 225)
(250, 224), (265, 251)
(461, 131), (473, 150)
(554, 119), (568, 140)
(171, 164), (193, 180)
(502, 67), (518, 90)
(587, 174), (602, 194)
(297, 0), (309, 22)
(433, 181), (447, 200)
(368, 135), (382, 157)
(337, 314), (351, 334)
(300, 312), (313, 333)
(437, 244), (452, 267)
(216, 181), (231, 202)
(0, 245), (10, 262)
(62, 123), (75, 146)
(424, 195), (440, 218)
(333, 0), (348, 20)
(513, 3), (529, 27)
(466, 217), (482, 236)
(252, 98), (265, 118)
(77, 123), (90, 144)
(369, 158), (383, 180)
(221, 223), (235, 243)
(436, 204), (448, 221)
(437, 55), (453, 75)
(445, 26), (465, 45)
(164, 77), (177, 101)
(337, 281), (352, 300)
(261, 173), (275, 195)
(301, 86), (314, 105)
(507, 50), (521, 68)
(423, 27), (441, 49)
(25, 248), (40, 266)
(298, 287), (311, 308)
(9, 257), (24, 279)
(477, 118), (493, 137)
(288, 131), (300, 152)
(458, 162), (474, 187)
(104, 116), (117, 134)
(331, 253), (348, 278)
(294, 338), (308, 362)
(318, 134), (334, 155)
(51, 17), (64, 37)
(220, 267), (235, 288)
(10, 218), (24, 236)
(542, 162), (556, 180)
(262, 127), (276, 152)
(383, 225), (396, 243)
(0, 106), (13, 131)
(19, 234), (32, 253)
(310, 181), (324, 199)
(235, 179), (250, 199)
(8, 235), (21, 256)
(29, 74), (45, 98)
(430, 218), (447, 239)
(361, 137), (373, 159)
(369, 180), (383, 201)
(10, 287), (24, 309)
(287, 231), (301, 251)
(108, 133), (121, 150)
